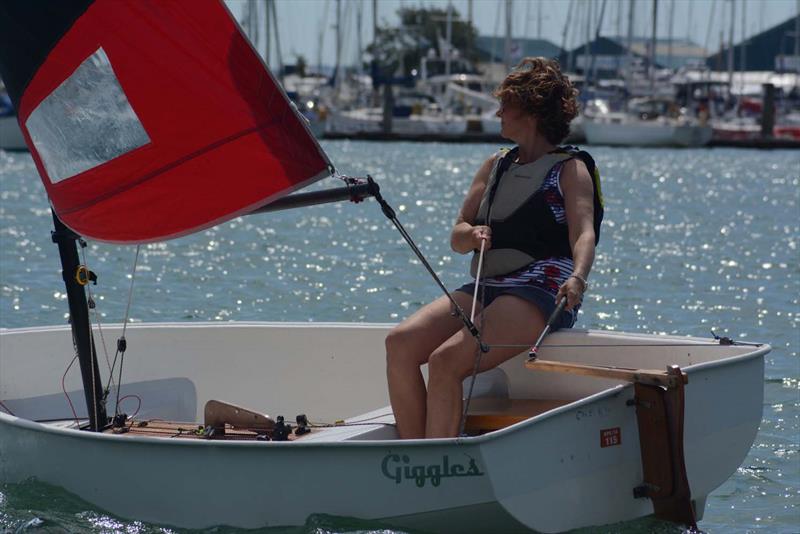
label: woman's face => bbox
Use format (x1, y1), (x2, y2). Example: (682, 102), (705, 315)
(496, 99), (534, 141)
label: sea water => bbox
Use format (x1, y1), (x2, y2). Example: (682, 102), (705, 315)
(0, 142), (797, 533)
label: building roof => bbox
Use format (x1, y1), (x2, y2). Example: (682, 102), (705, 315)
(568, 36), (631, 57)
(563, 36), (707, 70)
(706, 15), (800, 72)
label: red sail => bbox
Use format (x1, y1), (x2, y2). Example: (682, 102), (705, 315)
(10, 0), (331, 243)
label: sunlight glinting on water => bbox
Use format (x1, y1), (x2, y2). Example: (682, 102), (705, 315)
(1, 143), (798, 532)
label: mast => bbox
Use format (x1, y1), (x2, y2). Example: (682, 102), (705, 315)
(525, 0), (531, 37)
(561, 0), (574, 71)
(795, 0), (799, 92)
(537, 0), (542, 39)
(249, 0), (260, 60)
(739, 0), (748, 88)
(505, 0), (513, 70)
(740, 0), (746, 78)
(446, 1), (453, 77)
(667, 0), (675, 71)
(372, 0), (377, 44)
(356, 0), (363, 76)
(51, 212), (107, 432)
(335, 0), (341, 83)
(585, 0), (592, 77)
(269, 0), (283, 78)
(650, 0), (657, 96)
(265, 0), (270, 66)
(728, 0), (735, 90)
(589, 0), (608, 91)
(626, 0), (634, 97)
(317, 0), (330, 74)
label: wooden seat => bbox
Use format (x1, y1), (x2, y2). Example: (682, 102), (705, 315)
(464, 398), (570, 432)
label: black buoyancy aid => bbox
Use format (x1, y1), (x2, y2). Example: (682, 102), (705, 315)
(471, 145), (604, 278)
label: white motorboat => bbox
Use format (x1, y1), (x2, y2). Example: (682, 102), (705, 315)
(584, 115), (713, 147)
(0, 2), (768, 532)
(584, 97), (713, 148)
(325, 103), (467, 137)
(1, 323), (769, 532)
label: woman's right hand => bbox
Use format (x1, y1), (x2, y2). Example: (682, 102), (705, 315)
(471, 225), (492, 251)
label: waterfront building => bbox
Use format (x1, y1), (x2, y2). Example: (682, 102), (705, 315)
(706, 15), (800, 73)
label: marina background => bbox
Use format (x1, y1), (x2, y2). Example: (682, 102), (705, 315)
(1, 142), (797, 532)
(226, 0), (798, 71)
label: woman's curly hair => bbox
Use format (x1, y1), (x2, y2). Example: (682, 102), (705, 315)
(493, 57), (578, 144)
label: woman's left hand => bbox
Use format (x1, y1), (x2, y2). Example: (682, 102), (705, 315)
(556, 276), (585, 311)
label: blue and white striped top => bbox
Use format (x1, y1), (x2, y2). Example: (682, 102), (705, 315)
(478, 160), (577, 306)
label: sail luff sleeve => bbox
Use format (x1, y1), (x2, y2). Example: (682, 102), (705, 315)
(0, 0), (331, 244)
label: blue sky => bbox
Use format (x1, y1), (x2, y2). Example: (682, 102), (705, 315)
(226, 0), (799, 68)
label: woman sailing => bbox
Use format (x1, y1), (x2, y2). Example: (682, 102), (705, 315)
(386, 57), (604, 439)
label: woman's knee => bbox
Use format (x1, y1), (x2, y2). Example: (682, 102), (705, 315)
(427, 346), (470, 382)
(386, 325), (423, 368)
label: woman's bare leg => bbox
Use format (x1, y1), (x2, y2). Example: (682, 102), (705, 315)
(386, 291), (477, 439)
(425, 295), (547, 438)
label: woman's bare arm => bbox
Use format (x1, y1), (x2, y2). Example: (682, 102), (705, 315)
(557, 158), (596, 310)
(451, 155), (496, 254)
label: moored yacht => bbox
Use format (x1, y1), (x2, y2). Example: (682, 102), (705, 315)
(584, 97), (712, 147)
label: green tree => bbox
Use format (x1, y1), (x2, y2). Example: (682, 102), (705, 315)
(366, 6), (479, 79)
(295, 54), (307, 77)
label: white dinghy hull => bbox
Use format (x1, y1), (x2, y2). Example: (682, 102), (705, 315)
(0, 323), (768, 532)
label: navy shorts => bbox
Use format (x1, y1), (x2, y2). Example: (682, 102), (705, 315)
(455, 283), (577, 331)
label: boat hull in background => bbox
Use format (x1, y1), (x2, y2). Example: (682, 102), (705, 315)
(584, 118), (713, 147)
(326, 109), (467, 136)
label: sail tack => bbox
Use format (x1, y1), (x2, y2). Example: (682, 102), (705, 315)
(0, 0), (332, 243)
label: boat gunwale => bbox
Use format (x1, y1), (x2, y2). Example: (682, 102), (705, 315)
(0, 321), (770, 351)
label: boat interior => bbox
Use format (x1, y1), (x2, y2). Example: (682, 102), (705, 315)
(1, 323), (760, 443)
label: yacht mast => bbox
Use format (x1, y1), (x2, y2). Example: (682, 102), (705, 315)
(667, 0), (675, 70)
(537, 0), (542, 39)
(728, 0), (735, 90)
(650, 0), (658, 96)
(561, 0), (574, 71)
(626, 0), (634, 97)
(356, 0), (363, 75)
(265, 0), (270, 66)
(270, 0), (283, 78)
(336, 0), (341, 79)
(740, 0), (747, 75)
(446, 2), (453, 77)
(505, 0), (513, 70)
(589, 0), (608, 92)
